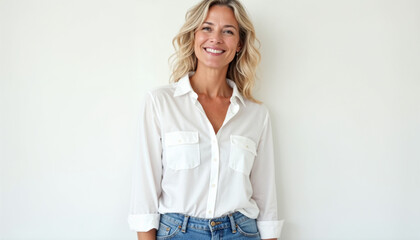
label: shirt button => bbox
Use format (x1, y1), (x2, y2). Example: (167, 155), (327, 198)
(211, 184), (216, 188)
(213, 158), (217, 162)
(208, 210), (212, 214)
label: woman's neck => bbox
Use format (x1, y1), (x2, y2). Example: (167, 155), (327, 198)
(190, 65), (232, 98)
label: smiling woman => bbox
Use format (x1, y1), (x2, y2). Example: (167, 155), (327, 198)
(170, 0), (261, 103)
(128, 1), (284, 240)
(193, 6), (241, 72)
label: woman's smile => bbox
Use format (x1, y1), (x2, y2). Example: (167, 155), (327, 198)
(204, 47), (226, 55)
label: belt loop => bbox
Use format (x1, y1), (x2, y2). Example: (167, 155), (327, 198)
(228, 213), (237, 233)
(181, 215), (189, 233)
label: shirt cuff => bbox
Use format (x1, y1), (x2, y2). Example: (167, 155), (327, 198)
(257, 220), (284, 239)
(128, 213), (160, 232)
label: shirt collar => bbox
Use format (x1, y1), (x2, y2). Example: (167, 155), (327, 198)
(226, 78), (245, 106)
(173, 72), (246, 106)
(173, 72), (196, 97)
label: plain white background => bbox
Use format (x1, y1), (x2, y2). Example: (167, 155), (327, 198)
(1, 0), (419, 239)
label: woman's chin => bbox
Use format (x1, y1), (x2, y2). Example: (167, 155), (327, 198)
(197, 61), (231, 71)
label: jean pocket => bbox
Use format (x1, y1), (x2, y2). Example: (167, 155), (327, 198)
(156, 219), (181, 239)
(236, 218), (260, 238)
(164, 131), (200, 170)
(229, 135), (257, 175)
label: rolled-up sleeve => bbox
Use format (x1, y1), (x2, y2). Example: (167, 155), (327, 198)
(251, 109), (284, 239)
(128, 92), (162, 232)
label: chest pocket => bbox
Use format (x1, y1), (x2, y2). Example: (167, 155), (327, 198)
(164, 131), (200, 170)
(229, 135), (257, 176)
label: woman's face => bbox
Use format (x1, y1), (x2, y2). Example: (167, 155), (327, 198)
(194, 5), (241, 72)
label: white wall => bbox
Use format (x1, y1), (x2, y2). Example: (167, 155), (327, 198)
(1, 0), (419, 239)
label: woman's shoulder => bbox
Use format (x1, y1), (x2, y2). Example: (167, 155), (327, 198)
(242, 98), (270, 116)
(146, 82), (178, 99)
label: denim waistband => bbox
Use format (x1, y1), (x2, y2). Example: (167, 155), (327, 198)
(160, 211), (251, 232)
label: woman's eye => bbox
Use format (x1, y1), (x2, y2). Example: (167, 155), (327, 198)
(202, 27), (211, 31)
(224, 30), (234, 35)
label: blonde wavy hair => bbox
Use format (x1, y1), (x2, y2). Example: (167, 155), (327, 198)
(170, 0), (261, 103)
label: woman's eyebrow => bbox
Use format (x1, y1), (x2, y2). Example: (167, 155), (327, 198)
(203, 21), (237, 30)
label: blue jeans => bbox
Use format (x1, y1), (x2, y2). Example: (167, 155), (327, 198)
(156, 211), (261, 240)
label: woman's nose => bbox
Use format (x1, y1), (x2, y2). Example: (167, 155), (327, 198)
(209, 32), (223, 43)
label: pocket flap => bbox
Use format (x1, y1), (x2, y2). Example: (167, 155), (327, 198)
(230, 135), (257, 155)
(165, 131), (199, 147)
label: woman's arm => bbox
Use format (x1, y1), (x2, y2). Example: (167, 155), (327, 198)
(128, 92), (163, 233)
(250, 110), (284, 239)
(137, 229), (156, 240)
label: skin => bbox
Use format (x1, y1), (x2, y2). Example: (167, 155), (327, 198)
(190, 5), (241, 134)
(137, 5), (276, 240)
(137, 229), (156, 240)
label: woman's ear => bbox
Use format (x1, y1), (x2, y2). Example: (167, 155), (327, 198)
(237, 39), (243, 52)
(237, 44), (241, 53)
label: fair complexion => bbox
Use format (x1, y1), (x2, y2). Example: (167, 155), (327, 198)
(137, 5), (276, 240)
(136, 229), (156, 240)
(190, 5), (241, 134)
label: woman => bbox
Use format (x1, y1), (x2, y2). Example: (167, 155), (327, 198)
(128, 0), (283, 239)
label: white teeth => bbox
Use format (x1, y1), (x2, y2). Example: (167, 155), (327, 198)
(205, 48), (223, 54)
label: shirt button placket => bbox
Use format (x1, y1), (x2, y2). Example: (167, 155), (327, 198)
(206, 135), (219, 218)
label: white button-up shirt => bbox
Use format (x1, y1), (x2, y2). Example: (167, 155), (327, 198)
(128, 72), (284, 239)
